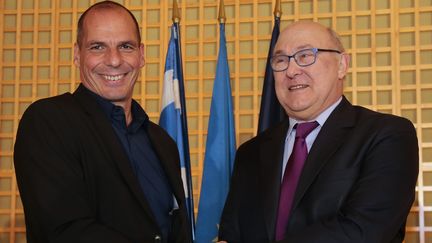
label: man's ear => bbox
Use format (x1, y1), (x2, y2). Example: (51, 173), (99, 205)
(73, 43), (80, 67)
(338, 53), (350, 80)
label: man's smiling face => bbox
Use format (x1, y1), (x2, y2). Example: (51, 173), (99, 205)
(273, 21), (349, 121)
(74, 7), (144, 108)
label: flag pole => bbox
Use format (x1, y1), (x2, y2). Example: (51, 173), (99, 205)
(274, 0), (281, 18)
(172, 0), (196, 239)
(218, 0), (226, 24)
(172, 0), (180, 23)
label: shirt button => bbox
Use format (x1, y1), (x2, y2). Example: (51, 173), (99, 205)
(154, 235), (161, 243)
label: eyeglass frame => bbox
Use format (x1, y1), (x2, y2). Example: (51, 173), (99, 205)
(270, 47), (342, 72)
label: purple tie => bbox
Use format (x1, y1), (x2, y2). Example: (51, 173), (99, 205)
(275, 121), (319, 241)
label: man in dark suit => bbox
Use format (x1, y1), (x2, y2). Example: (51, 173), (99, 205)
(218, 21), (418, 243)
(14, 1), (191, 242)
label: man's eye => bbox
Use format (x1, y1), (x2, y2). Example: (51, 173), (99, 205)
(89, 45), (103, 50)
(298, 53), (309, 58)
(275, 57), (286, 63)
(120, 44), (134, 50)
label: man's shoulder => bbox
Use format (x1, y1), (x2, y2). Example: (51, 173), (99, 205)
(23, 93), (75, 116)
(353, 105), (414, 128)
(238, 120), (288, 152)
(336, 104), (416, 139)
(29, 92), (75, 109)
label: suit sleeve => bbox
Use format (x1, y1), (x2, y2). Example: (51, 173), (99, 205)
(14, 102), (133, 243)
(281, 118), (419, 243)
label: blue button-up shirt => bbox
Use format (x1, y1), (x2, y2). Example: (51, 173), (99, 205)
(89, 89), (173, 242)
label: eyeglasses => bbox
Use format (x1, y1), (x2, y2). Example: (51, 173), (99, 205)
(270, 48), (342, 72)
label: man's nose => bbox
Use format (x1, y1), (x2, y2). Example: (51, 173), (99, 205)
(105, 49), (122, 67)
(285, 58), (301, 78)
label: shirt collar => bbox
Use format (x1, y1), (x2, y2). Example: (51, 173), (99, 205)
(287, 96), (342, 139)
(82, 86), (149, 132)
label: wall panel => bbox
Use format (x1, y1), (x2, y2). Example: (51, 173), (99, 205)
(0, 0), (431, 242)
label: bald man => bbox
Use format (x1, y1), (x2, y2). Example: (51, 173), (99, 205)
(14, 2), (190, 242)
(218, 21), (418, 243)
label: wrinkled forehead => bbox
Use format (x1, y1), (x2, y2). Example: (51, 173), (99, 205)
(274, 22), (335, 54)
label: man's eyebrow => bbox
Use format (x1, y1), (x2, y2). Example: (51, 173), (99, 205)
(273, 44), (314, 56)
(85, 40), (139, 46)
(295, 44), (313, 50)
(273, 50), (285, 56)
(118, 40), (139, 46)
(86, 41), (105, 46)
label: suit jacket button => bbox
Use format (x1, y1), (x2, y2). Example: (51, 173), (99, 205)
(154, 235), (161, 243)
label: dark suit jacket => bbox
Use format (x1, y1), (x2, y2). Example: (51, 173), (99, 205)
(14, 85), (191, 243)
(219, 96), (418, 243)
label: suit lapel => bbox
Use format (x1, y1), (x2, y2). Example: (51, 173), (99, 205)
(259, 120), (290, 240)
(291, 97), (356, 211)
(72, 85), (157, 224)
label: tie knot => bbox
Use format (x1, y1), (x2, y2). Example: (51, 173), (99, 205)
(295, 121), (319, 139)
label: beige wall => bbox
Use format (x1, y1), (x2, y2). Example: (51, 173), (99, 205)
(1, 0), (431, 242)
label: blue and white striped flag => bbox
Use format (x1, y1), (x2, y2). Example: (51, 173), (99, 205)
(159, 23), (195, 239)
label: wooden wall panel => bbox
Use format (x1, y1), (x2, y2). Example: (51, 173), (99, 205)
(0, 0), (431, 242)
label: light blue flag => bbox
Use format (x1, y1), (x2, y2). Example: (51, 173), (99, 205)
(159, 24), (195, 239)
(196, 23), (236, 243)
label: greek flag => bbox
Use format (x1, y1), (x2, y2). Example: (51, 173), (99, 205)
(159, 23), (195, 240)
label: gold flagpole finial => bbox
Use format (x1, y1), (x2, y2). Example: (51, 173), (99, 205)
(172, 0), (181, 23)
(273, 0), (282, 18)
(218, 0), (226, 24)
